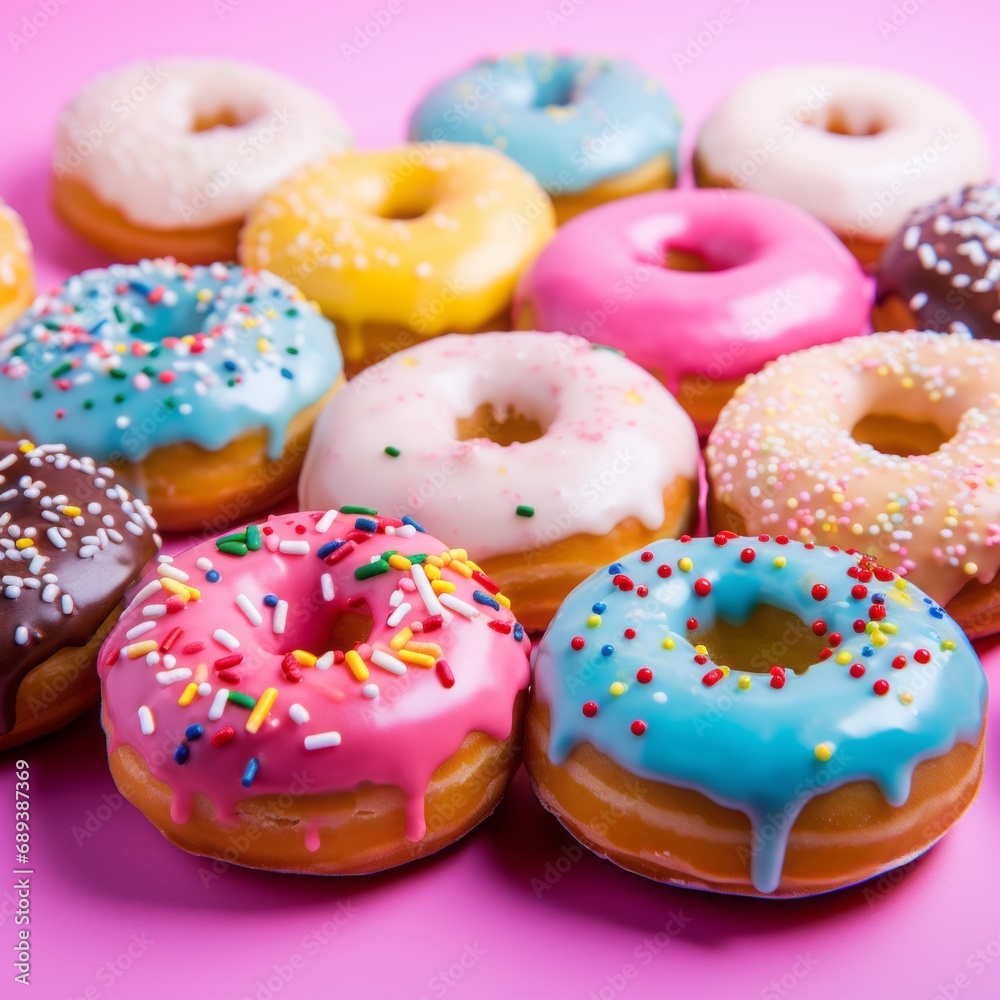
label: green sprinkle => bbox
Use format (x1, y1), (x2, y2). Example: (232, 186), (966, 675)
(408, 553), (427, 564)
(227, 691), (256, 709)
(164, 397), (177, 410)
(31, 389), (43, 400)
(218, 530), (248, 545)
(286, 308), (299, 317)
(83, 400), (94, 410)
(227, 378), (238, 388)
(51, 362), (72, 378)
(113, 304), (126, 324)
(516, 505), (535, 518)
(246, 524), (262, 551)
(217, 541), (249, 557)
(286, 346), (299, 355)
(340, 505), (378, 515)
(380, 550), (398, 561)
(148, 347), (162, 358)
(109, 369), (127, 380)
(355, 560), (390, 580)
(113, 393), (126, 404)
(129, 322), (145, 335)
(384, 446), (401, 458)
(141, 365), (155, 378)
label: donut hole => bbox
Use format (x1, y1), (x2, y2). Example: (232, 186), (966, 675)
(531, 72), (577, 109)
(663, 249), (716, 272)
(693, 604), (826, 676)
(260, 604), (374, 658)
(659, 240), (747, 272)
(455, 402), (548, 446)
(375, 190), (435, 222)
(852, 413), (953, 457)
(810, 106), (884, 137)
(190, 107), (252, 132)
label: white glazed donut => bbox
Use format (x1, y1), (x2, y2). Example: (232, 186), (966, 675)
(52, 58), (351, 262)
(694, 64), (990, 265)
(299, 331), (701, 629)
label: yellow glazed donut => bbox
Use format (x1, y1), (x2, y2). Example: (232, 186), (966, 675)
(239, 143), (556, 375)
(0, 201), (33, 331)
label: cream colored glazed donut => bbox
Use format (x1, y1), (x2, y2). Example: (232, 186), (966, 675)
(707, 331), (1000, 638)
(52, 59), (351, 263)
(694, 64), (990, 267)
(299, 332), (700, 630)
(0, 201), (33, 331)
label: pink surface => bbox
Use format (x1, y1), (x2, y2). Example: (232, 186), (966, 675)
(2, 1), (1000, 997)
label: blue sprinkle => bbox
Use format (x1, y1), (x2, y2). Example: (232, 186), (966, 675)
(929, 607), (944, 619)
(206, 570), (221, 583)
(185, 723), (204, 741)
(128, 280), (152, 296)
(280, 368), (294, 380)
(223, 359), (239, 372)
(862, 645), (875, 657)
(88, 318), (108, 336)
(601, 644), (615, 657)
(923, 597), (934, 604)
(263, 594), (279, 608)
(872, 593), (886, 605)
(513, 623), (524, 642)
(174, 744), (190, 765)
(592, 602), (607, 614)
(402, 515), (426, 532)
(608, 563), (623, 575)
(355, 516), (378, 533)
(241, 757), (260, 788)
(473, 590), (501, 611)
(317, 540), (345, 560)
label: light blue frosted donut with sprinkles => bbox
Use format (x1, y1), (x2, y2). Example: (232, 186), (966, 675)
(0, 258), (343, 529)
(408, 52), (681, 221)
(527, 533), (987, 897)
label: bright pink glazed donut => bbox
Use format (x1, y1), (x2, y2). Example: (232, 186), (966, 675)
(98, 509), (531, 874)
(514, 189), (872, 433)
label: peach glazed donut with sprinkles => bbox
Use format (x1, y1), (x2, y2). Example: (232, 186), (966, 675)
(526, 535), (987, 897)
(0, 440), (159, 751)
(0, 259), (344, 531)
(99, 508), (530, 874)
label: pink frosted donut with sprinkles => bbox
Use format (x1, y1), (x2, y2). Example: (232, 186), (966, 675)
(707, 330), (1000, 639)
(98, 508), (530, 874)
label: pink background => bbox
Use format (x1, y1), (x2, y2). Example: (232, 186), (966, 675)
(3, 0), (1000, 997)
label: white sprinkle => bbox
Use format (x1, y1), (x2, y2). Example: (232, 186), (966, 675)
(61, 595), (73, 615)
(157, 563), (190, 583)
(315, 651), (335, 670)
(14, 626), (28, 645)
(321, 573), (334, 601)
(142, 604), (167, 618)
(213, 628), (240, 650)
(909, 291), (929, 311)
(439, 593), (480, 619)
(115, 415), (130, 430)
(387, 603), (411, 627)
(138, 706), (155, 735)
(236, 593), (263, 626)
(197, 682), (212, 697)
(156, 667), (192, 685)
(371, 649), (407, 675)
(79, 545), (99, 559)
(362, 683), (379, 699)
(410, 563), (446, 618)
(304, 731), (341, 750)
(289, 703), (310, 725)
(208, 688), (230, 721)
(132, 580), (163, 605)
(4, 586), (20, 599)
(902, 224), (921, 251)
(272, 600), (288, 634)
(395, 524), (417, 538)
(195, 557), (213, 571)
(652, 691), (668, 704)
(278, 539), (310, 555)
(146, 652), (160, 667)
(917, 243), (938, 269)
(316, 510), (337, 532)
(0, 454), (15, 472)
(41, 584), (59, 603)
(0, 490), (17, 502)
(46, 526), (66, 550)
(125, 522), (144, 536)
(87, 502), (102, 515)
(388, 588), (404, 608)
(126, 620), (157, 640)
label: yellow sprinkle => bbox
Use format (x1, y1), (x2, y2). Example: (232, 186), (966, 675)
(14, 538), (32, 550)
(389, 628), (412, 651)
(987, 477), (996, 488)
(941, 639), (956, 651)
(18, 441), (34, 453)
(901, 376), (914, 389)
(245, 687), (278, 733)
(426, 555), (445, 568)
(894, 578), (907, 590)
(430, 579), (456, 595)
(881, 622), (899, 635)
(587, 614), (602, 629)
(851, 523), (864, 535)
(115, 343), (127, 353)
(256, 337), (269, 353)
(773, 556), (787, 568)
(398, 649), (435, 668)
(62, 505), (81, 518)
(694, 644), (708, 655)
(196, 288), (213, 302)
(661, 637), (676, 650)
(870, 631), (888, 647)
(127, 640), (158, 659)
(291, 649), (317, 667)
(424, 564), (441, 581)
(466, 560), (483, 573)
(865, 621), (877, 634)
(160, 577), (201, 602)
(737, 675), (751, 690)
(495, 593), (511, 609)
(886, 502), (901, 514)
(964, 561), (979, 576)
(623, 391), (644, 404)
(610, 682), (625, 696)
(344, 650), (370, 680)
(719, 665), (730, 677)
(814, 743), (833, 762)
(405, 641), (443, 658)
(899, 691), (914, 705)
(835, 651), (852, 665)
(678, 557), (693, 572)
(831, 492), (845, 504)
(876, 364), (889, 377)
(493, 135), (509, 150)
(388, 554), (412, 571)
(929, 389), (942, 402)
(178, 682), (199, 707)
(242, 316), (260, 329)
(448, 548), (468, 562)
(447, 560), (473, 578)
(786, 498), (798, 509)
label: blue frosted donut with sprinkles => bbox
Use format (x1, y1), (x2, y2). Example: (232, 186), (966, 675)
(0, 258), (344, 531)
(526, 533), (987, 897)
(408, 52), (681, 223)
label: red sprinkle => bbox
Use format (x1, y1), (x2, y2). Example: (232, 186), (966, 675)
(420, 614), (444, 632)
(850, 663), (866, 678)
(686, 617), (698, 630)
(713, 532), (730, 546)
(160, 627), (183, 652)
(211, 726), (235, 747)
(104, 647), (120, 667)
(811, 584), (828, 601)
(874, 567), (895, 582)
(892, 655), (907, 670)
(770, 674), (785, 689)
(488, 620), (513, 634)
(165, 595), (187, 614)
(281, 652), (302, 683)
(582, 701), (598, 717)
(694, 653), (708, 665)
(869, 604), (887, 621)
(873, 679), (890, 696)
(818, 648), (833, 661)
(811, 619), (827, 636)
(776, 535), (789, 545)
(630, 720), (647, 736)
(914, 648), (931, 664)
(853, 619), (867, 633)
(214, 653), (244, 670)
(702, 668), (723, 686)
(640, 551), (654, 562)
(436, 660), (455, 688)
(471, 570), (500, 594)
(694, 578), (712, 597)
(680, 535), (692, 543)
(612, 574), (634, 592)
(181, 641), (207, 656)
(324, 540), (357, 566)
(636, 585), (649, 598)
(740, 548), (756, 563)
(636, 667), (653, 684)
(828, 632), (843, 647)
(217, 668), (241, 684)
(624, 628), (637, 640)
(851, 584), (868, 600)
(758, 534), (771, 542)
(570, 636), (586, 651)
(657, 564), (672, 578)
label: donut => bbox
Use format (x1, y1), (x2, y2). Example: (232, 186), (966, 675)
(52, 59), (351, 263)
(514, 189), (870, 434)
(99, 508), (531, 874)
(706, 331), (1000, 639)
(408, 52), (681, 224)
(0, 440), (158, 751)
(0, 201), (33, 331)
(238, 143), (555, 375)
(526, 535), (987, 897)
(694, 64), (990, 267)
(875, 183), (1000, 336)
(0, 259), (344, 532)
(298, 331), (700, 631)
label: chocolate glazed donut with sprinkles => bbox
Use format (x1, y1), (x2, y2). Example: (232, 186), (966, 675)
(99, 508), (530, 874)
(0, 440), (159, 750)
(526, 534), (987, 897)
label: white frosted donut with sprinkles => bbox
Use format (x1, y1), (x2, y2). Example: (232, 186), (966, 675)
(707, 331), (1000, 638)
(99, 508), (530, 874)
